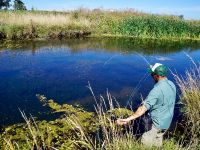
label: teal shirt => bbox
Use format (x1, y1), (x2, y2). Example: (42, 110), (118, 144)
(143, 78), (176, 130)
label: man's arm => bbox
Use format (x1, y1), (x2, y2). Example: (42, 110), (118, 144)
(116, 105), (147, 125)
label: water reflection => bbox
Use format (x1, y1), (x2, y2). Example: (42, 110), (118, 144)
(1, 37), (200, 54)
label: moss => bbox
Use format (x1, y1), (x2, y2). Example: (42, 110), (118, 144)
(0, 95), (98, 149)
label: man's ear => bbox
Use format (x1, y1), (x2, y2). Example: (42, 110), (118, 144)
(154, 74), (159, 80)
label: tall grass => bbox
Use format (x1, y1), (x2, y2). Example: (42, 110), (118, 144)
(0, 9), (200, 40)
(173, 61), (200, 146)
(0, 11), (91, 27)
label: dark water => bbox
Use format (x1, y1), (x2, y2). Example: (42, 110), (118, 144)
(0, 37), (200, 126)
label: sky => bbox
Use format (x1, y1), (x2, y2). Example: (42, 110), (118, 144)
(23, 0), (200, 20)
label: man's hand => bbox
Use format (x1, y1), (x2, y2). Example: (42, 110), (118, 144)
(116, 105), (147, 126)
(116, 118), (131, 125)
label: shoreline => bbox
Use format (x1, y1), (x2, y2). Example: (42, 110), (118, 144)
(1, 32), (200, 43)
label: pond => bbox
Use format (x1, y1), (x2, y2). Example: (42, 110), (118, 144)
(0, 37), (200, 126)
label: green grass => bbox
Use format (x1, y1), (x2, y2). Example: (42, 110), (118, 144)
(112, 15), (200, 39)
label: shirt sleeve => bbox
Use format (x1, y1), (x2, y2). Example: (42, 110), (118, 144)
(143, 87), (159, 110)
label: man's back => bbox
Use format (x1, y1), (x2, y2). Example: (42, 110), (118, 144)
(143, 78), (176, 129)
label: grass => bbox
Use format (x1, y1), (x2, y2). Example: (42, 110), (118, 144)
(173, 58), (200, 147)
(0, 9), (200, 40)
(113, 15), (200, 39)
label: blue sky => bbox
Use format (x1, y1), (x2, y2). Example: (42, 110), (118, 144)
(23, 0), (200, 20)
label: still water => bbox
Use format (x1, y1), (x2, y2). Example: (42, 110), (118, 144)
(0, 37), (200, 126)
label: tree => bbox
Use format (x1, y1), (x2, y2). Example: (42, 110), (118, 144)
(0, 0), (11, 10)
(31, 6), (34, 11)
(13, 0), (26, 10)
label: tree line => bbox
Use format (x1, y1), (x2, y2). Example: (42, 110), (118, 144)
(0, 0), (26, 10)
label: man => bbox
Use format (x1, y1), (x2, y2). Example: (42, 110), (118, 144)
(116, 63), (176, 147)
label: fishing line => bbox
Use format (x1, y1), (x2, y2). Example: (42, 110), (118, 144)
(103, 51), (127, 66)
(134, 52), (151, 66)
(125, 52), (152, 107)
(126, 73), (149, 107)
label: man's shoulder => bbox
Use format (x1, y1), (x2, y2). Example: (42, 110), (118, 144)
(166, 79), (176, 89)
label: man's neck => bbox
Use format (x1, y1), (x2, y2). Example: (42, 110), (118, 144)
(158, 77), (167, 82)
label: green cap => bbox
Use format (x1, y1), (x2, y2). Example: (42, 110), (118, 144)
(148, 63), (168, 76)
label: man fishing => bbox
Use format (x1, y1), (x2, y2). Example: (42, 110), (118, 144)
(116, 63), (176, 147)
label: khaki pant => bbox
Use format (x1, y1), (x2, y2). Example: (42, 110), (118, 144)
(141, 126), (165, 147)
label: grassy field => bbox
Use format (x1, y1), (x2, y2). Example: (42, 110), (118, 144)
(0, 9), (200, 40)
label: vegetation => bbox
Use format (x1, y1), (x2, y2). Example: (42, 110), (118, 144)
(0, 0), (26, 10)
(0, 9), (200, 40)
(13, 0), (26, 10)
(0, 0), (10, 10)
(173, 60), (200, 147)
(1, 63), (200, 150)
(113, 15), (200, 39)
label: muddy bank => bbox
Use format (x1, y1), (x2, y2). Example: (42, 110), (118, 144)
(47, 31), (91, 39)
(0, 30), (91, 40)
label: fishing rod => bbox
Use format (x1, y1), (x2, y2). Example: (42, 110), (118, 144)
(125, 52), (152, 107)
(102, 50), (152, 108)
